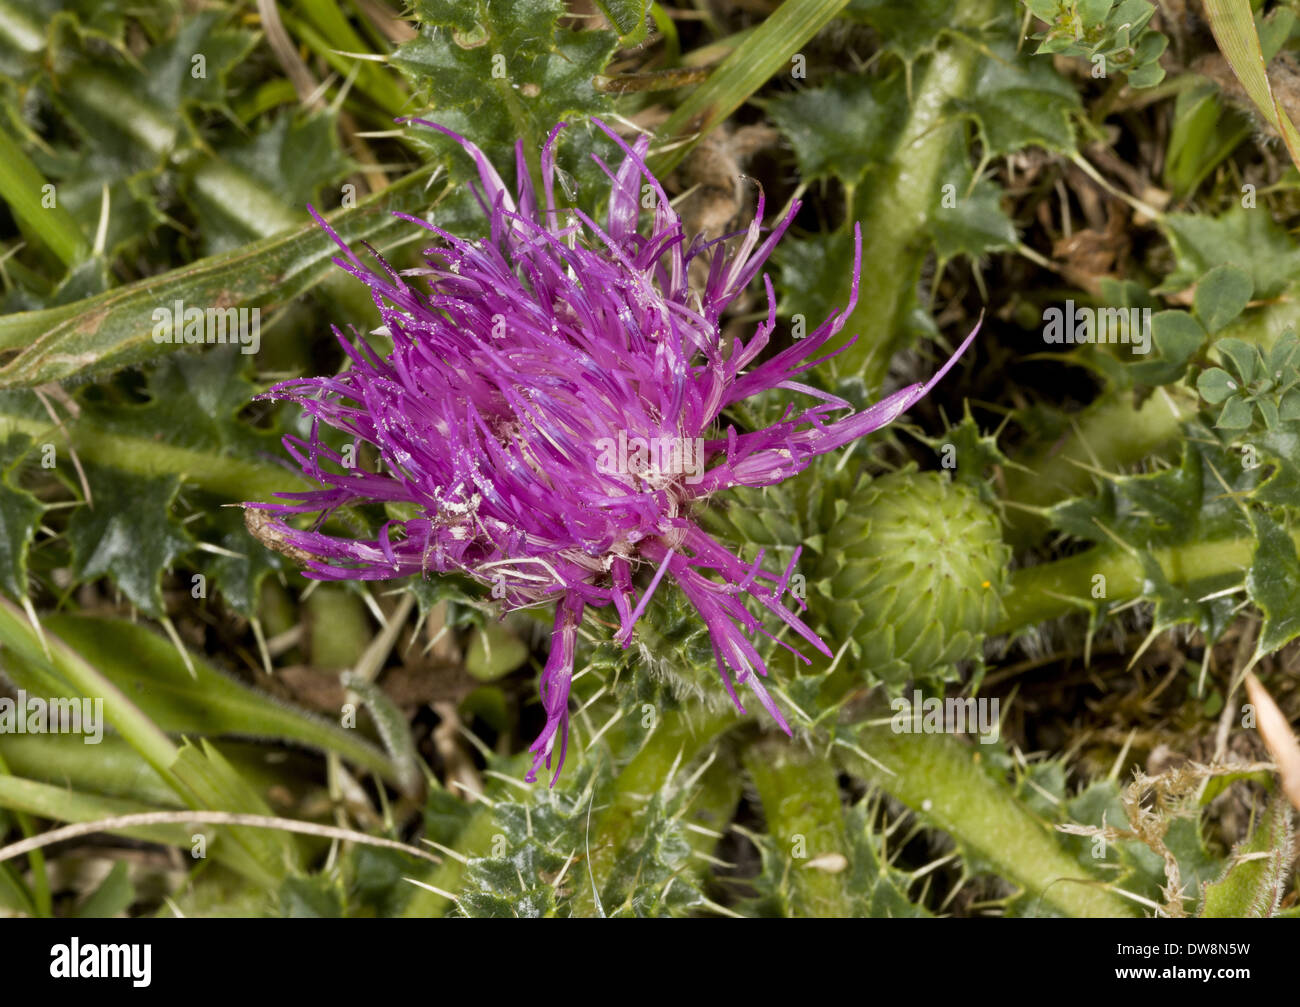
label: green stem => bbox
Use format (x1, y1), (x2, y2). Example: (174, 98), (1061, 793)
(0, 0), (43, 56)
(827, 0), (996, 386)
(743, 735), (853, 916)
(0, 164), (435, 387)
(0, 407), (307, 500)
(681, 745), (744, 874)
(995, 530), (1284, 635)
(569, 706), (740, 916)
(840, 720), (1139, 917)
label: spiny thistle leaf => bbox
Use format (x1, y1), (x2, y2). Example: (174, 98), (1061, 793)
(392, 0), (618, 169)
(66, 464), (193, 618)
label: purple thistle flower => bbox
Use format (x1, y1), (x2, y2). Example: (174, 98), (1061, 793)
(249, 117), (979, 785)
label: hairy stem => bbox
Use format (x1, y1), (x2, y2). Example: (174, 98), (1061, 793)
(827, 0), (997, 386)
(839, 720), (1139, 917)
(743, 735), (853, 916)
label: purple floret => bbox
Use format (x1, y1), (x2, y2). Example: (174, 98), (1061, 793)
(249, 117), (979, 784)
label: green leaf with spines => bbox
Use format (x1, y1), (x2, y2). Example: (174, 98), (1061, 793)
(278, 875), (343, 918)
(455, 756), (710, 917)
(847, 0), (982, 63)
(195, 500), (284, 617)
(1047, 427), (1255, 552)
(204, 109), (353, 255)
(591, 0), (647, 36)
(931, 171), (1017, 263)
(912, 403), (1011, 502)
(66, 463), (193, 617)
(763, 73), (908, 186)
(0, 166), (438, 388)
(1246, 510), (1300, 656)
(0, 433), (43, 599)
(951, 37), (1079, 157)
(392, 1), (618, 172)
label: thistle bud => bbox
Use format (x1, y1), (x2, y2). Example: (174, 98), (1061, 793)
(816, 470), (1009, 686)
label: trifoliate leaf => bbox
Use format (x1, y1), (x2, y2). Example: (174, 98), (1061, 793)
(1197, 367), (1237, 404)
(1196, 366), (1237, 405)
(1217, 396), (1254, 430)
(1125, 310), (1204, 387)
(1216, 337), (1259, 385)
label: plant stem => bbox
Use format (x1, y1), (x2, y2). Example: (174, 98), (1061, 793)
(568, 706), (740, 915)
(0, 407), (306, 500)
(826, 0), (997, 387)
(839, 720), (1139, 917)
(743, 735), (853, 916)
(0, 749), (49, 916)
(995, 529), (1289, 635)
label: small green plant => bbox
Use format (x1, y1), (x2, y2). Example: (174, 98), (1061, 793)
(0, 0), (1295, 925)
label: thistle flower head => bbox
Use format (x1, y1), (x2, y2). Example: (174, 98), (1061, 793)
(250, 117), (978, 784)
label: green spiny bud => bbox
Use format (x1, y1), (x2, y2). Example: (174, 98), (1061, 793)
(815, 469), (1009, 686)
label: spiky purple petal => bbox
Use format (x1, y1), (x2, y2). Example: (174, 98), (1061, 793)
(249, 118), (977, 784)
